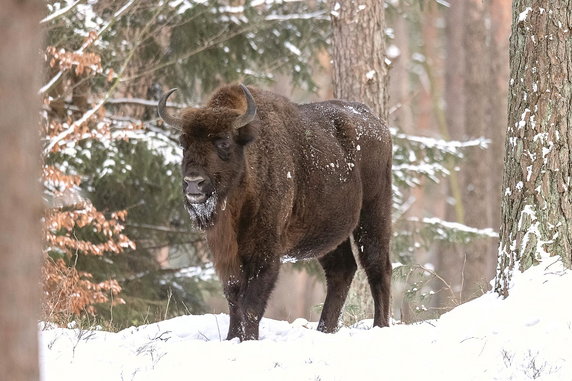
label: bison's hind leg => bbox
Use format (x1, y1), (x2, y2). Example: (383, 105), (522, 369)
(317, 239), (357, 333)
(354, 196), (392, 328)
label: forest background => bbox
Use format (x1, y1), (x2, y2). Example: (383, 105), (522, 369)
(36, 0), (509, 330)
(4, 0), (572, 379)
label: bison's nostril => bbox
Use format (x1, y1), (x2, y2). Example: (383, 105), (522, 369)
(184, 175), (209, 194)
(184, 175), (204, 183)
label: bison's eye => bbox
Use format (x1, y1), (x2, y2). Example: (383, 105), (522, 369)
(214, 139), (231, 150)
(178, 135), (189, 149)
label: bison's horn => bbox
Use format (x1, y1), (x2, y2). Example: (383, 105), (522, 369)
(232, 84), (257, 129)
(158, 88), (183, 131)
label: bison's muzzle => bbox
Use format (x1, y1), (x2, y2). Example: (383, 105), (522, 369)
(184, 174), (213, 204)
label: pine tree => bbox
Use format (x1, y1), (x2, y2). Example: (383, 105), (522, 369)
(496, 1), (572, 297)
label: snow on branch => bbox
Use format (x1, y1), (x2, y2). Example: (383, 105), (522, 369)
(265, 11), (328, 21)
(39, 0), (136, 95)
(105, 97), (187, 109)
(43, 99), (106, 155)
(409, 216), (499, 244)
(391, 128), (490, 186)
(392, 128), (490, 155)
(433, 0), (451, 7)
(41, 0), (82, 24)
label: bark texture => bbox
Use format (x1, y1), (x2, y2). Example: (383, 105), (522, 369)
(0, 1), (43, 379)
(496, 1), (572, 297)
(330, 0), (387, 119)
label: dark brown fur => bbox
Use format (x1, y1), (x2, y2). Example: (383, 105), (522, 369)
(176, 85), (392, 340)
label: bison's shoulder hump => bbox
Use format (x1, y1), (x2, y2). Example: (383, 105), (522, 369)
(207, 85), (295, 114)
(301, 100), (381, 127)
(207, 85), (248, 111)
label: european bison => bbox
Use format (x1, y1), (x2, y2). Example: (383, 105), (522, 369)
(158, 84), (392, 340)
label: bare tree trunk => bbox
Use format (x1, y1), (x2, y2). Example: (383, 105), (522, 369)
(0, 1), (43, 379)
(389, 12), (413, 133)
(438, 0), (466, 306)
(330, 0), (387, 119)
(459, 0), (492, 299)
(496, 1), (572, 297)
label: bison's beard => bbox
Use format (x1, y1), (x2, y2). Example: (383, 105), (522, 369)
(184, 191), (218, 230)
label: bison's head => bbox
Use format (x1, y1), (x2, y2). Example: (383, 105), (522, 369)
(158, 84), (257, 229)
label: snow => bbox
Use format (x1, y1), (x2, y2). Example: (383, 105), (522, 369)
(414, 217), (499, 238)
(169, 0), (209, 14)
(173, 264), (216, 281)
(40, 259), (572, 380)
(252, 0), (306, 5)
(265, 11), (328, 22)
(284, 41), (301, 56)
(517, 108), (530, 129)
(186, 191), (218, 225)
(519, 7), (532, 22)
(41, 0), (82, 24)
(386, 44), (401, 59)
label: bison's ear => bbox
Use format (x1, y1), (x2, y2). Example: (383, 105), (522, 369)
(235, 121), (257, 146)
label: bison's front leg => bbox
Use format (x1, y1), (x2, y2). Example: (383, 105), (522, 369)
(223, 275), (245, 340)
(223, 256), (280, 341)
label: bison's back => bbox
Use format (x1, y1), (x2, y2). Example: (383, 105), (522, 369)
(253, 98), (391, 260)
(297, 100), (392, 199)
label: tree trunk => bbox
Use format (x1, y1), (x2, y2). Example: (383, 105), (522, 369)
(389, 11), (413, 133)
(496, 1), (572, 297)
(329, 0), (388, 320)
(438, 0), (466, 306)
(330, 0), (387, 119)
(0, 1), (43, 379)
(459, 0), (493, 299)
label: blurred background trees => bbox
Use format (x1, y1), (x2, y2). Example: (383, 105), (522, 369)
(40, 0), (513, 329)
(1, 0), (43, 378)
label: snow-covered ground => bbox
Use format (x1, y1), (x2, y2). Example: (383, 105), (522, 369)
(40, 258), (572, 381)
